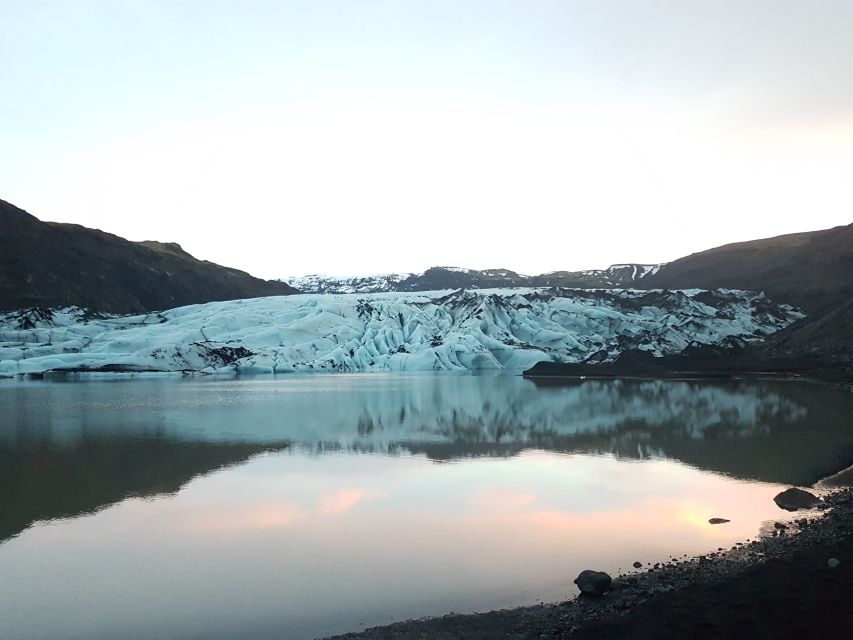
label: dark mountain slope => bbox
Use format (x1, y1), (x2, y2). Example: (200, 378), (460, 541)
(0, 199), (297, 313)
(765, 298), (853, 364)
(643, 224), (853, 314)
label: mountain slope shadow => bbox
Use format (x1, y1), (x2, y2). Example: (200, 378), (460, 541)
(0, 437), (289, 543)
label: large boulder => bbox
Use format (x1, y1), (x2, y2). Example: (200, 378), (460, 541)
(574, 570), (612, 596)
(773, 488), (821, 511)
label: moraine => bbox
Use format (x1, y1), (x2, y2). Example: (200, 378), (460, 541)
(0, 288), (803, 377)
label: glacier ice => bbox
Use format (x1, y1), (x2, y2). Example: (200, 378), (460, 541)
(0, 288), (803, 377)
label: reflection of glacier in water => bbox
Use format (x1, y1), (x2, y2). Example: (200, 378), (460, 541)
(0, 374), (805, 444)
(3, 374), (851, 486)
(345, 378), (809, 448)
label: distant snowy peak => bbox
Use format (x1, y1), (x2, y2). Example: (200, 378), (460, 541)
(284, 272), (414, 295)
(609, 264), (663, 279)
(537, 263), (664, 287)
(283, 264), (664, 294)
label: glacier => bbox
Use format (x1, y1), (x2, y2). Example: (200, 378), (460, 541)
(0, 288), (803, 377)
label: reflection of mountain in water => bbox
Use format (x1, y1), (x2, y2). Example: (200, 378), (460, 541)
(3, 376), (853, 543)
(0, 437), (288, 542)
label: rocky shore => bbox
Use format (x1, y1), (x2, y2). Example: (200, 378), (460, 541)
(324, 487), (853, 640)
(522, 346), (853, 384)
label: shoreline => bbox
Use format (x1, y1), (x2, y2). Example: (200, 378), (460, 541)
(521, 346), (853, 386)
(323, 487), (853, 640)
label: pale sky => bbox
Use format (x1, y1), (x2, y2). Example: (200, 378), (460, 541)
(2, 1), (852, 279)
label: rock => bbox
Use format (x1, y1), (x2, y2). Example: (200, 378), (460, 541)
(632, 561), (643, 569)
(574, 570), (612, 596)
(609, 579), (635, 593)
(828, 557), (841, 568)
(821, 465), (853, 488)
(708, 517), (730, 524)
(773, 488), (821, 511)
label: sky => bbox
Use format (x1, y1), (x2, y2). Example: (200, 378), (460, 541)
(2, 1), (852, 279)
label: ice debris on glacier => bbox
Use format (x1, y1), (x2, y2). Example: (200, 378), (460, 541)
(0, 288), (803, 377)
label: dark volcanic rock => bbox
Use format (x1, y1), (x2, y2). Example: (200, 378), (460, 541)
(523, 341), (853, 383)
(773, 488), (821, 511)
(523, 345), (741, 379)
(574, 570), (612, 596)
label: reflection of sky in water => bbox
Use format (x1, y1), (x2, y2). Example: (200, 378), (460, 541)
(1, 375), (853, 640)
(1, 451), (792, 640)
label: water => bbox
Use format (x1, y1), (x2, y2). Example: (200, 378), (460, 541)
(1, 373), (852, 640)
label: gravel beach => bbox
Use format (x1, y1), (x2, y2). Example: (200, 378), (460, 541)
(324, 487), (853, 640)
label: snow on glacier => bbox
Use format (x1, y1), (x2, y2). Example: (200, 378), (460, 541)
(284, 272), (415, 295)
(0, 288), (803, 377)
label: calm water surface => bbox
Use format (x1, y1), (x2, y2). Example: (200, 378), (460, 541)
(1, 373), (852, 640)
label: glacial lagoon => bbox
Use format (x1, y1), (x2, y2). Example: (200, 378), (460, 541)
(2, 373), (852, 639)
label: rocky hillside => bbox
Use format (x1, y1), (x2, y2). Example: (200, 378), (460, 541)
(0, 199), (297, 313)
(285, 264), (662, 294)
(643, 224), (853, 314)
(641, 223), (853, 367)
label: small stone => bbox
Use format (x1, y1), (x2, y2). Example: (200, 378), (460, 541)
(773, 488), (821, 511)
(828, 557), (841, 569)
(632, 561), (642, 569)
(574, 570), (612, 596)
(709, 518), (730, 525)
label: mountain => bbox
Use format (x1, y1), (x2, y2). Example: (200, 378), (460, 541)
(284, 264), (662, 294)
(0, 199), (297, 313)
(643, 224), (853, 314)
(287, 224), (852, 313)
(0, 288), (800, 377)
(533, 263), (663, 287)
(639, 223), (853, 368)
(285, 272), (415, 294)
